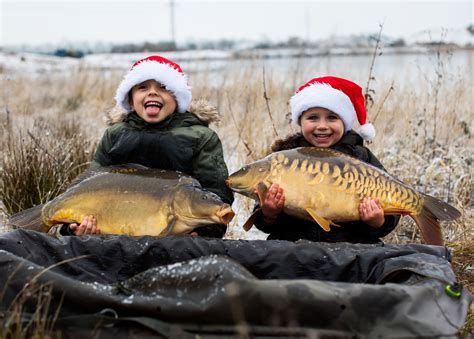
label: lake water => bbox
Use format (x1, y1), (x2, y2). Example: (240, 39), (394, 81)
(184, 49), (473, 90)
(1, 49), (471, 93)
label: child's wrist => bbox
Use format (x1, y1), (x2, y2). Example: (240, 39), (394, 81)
(262, 213), (278, 224)
(367, 217), (384, 228)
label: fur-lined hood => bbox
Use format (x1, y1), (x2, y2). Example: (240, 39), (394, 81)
(104, 98), (220, 127)
(270, 130), (364, 153)
(270, 133), (311, 152)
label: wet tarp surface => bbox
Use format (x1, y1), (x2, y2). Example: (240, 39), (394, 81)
(0, 229), (470, 338)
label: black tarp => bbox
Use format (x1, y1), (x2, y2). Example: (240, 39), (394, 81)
(0, 229), (471, 338)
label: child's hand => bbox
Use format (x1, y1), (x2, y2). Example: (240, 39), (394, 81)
(359, 197), (385, 228)
(69, 215), (101, 235)
(256, 183), (285, 223)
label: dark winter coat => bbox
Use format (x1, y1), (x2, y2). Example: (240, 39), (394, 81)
(253, 131), (400, 244)
(89, 103), (233, 238)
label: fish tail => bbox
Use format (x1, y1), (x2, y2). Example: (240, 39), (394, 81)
(7, 204), (46, 231)
(421, 194), (461, 221)
(412, 195), (461, 246)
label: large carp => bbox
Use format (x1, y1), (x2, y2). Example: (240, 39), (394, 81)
(8, 164), (235, 236)
(226, 147), (461, 245)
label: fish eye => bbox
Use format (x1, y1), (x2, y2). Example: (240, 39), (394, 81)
(202, 196), (208, 200)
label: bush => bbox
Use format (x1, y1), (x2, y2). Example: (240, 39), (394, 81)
(0, 117), (95, 216)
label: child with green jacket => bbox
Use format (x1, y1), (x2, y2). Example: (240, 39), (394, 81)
(60, 55), (233, 238)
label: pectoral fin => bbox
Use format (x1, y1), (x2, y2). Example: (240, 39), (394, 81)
(242, 208), (262, 232)
(305, 208), (338, 232)
(158, 215), (176, 236)
(255, 182), (269, 204)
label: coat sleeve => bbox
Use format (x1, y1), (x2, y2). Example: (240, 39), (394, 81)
(90, 128), (115, 169)
(252, 203), (296, 235)
(365, 148), (386, 171)
(192, 130), (234, 204)
(191, 129), (234, 239)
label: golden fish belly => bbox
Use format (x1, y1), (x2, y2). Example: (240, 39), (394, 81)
(44, 191), (172, 236)
(279, 177), (361, 222)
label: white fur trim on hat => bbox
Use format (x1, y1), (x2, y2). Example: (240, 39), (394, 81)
(290, 83), (356, 132)
(357, 122), (376, 140)
(115, 60), (192, 113)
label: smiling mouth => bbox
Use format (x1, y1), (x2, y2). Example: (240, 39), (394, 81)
(144, 101), (163, 109)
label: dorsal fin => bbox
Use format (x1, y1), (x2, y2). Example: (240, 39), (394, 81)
(68, 163), (151, 187)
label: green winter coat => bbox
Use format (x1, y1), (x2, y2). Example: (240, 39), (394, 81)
(90, 108), (233, 238)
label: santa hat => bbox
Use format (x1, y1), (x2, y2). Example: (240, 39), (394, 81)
(115, 55), (192, 113)
(290, 76), (375, 140)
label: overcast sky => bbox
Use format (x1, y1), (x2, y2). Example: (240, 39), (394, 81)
(1, 0), (472, 47)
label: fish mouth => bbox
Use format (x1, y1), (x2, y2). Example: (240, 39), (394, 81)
(216, 205), (235, 224)
(225, 178), (245, 192)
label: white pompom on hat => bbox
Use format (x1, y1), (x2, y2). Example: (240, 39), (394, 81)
(115, 55), (192, 113)
(290, 76), (376, 140)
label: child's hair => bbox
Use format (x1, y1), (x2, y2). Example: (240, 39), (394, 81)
(115, 55), (192, 114)
(289, 76), (375, 140)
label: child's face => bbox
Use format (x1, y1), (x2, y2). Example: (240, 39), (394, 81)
(300, 107), (344, 148)
(130, 79), (177, 123)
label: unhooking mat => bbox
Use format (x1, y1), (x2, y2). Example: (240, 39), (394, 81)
(0, 229), (471, 338)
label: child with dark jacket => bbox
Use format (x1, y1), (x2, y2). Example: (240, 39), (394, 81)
(58, 55), (233, 238)
(253, 76), (399, 243)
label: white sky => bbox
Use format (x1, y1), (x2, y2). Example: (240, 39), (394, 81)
(1, 0), (472, 47)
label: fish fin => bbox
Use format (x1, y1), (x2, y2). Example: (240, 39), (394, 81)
(159, 215), (177, 236)
(255, 182), (269, 205)
(67, 168), (104, 187)
(421, 194), (461, 221)
(412, 212), (443, 246)
(382, 207), (411, 215)
(410, 194), (460, 246)
(7, 204), (46, 231)
(110, 163), (150, 171)
(242, 208), (261, 232)
(68, 163), (151, 187)
(305, 208), (331, 232)
(106, 163), (150, 175)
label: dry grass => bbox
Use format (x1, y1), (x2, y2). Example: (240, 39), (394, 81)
(1, 118), (96, 216)
(449, 240), (474, 336)
(0, 50), (472, 335)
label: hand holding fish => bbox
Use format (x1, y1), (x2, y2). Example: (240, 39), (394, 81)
(359, 197), (384, 228)
(226, 147), (462, 245)
(256, 183), (285, 223)
(69, 215), (101, 235)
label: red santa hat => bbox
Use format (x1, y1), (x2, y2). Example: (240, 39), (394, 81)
(290, 76), (375, 140)
(115, 55), (192, 113)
